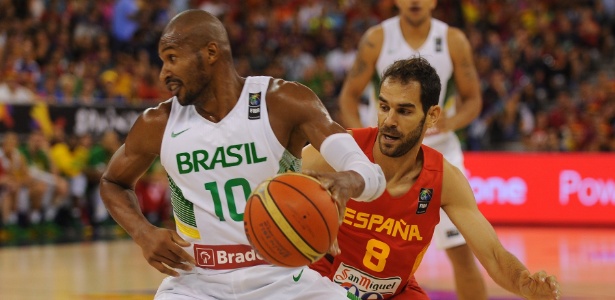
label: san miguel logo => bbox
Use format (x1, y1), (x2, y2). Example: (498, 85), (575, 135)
(248, 92), (261, 120)
(416, 188), (433, 214)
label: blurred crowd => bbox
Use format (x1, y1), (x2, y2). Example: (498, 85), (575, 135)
(0, 0), (614, 245)
(0, 129), (171, 245)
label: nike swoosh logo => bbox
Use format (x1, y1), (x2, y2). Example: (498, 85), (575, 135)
(171, 128), (190, 138)
(292, 268), (304, 282)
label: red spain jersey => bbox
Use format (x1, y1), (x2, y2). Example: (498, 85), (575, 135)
(311, 127), (443, 299)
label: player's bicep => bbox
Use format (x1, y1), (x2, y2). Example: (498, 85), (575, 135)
(270, 80), (346, 152)
(102, 111), (164, 188)
(103, 144), (157, 189)
(342, 28), (382, 96)
(292, 89), (347, 150)
(449, 29), (480, 103)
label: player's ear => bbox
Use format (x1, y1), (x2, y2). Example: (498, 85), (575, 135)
(204, 42), (219, 64)
(425, 105), (441, 128)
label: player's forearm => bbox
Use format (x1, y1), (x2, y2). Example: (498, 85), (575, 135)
(338, 93), (364, 128)
(483, 248), (528, 296)
(100, 178), (157, 241)
(449, 95), (482, 131)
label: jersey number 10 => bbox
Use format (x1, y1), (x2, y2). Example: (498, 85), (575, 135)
(204, 178), (252, 222)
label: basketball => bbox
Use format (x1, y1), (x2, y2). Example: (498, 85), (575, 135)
(244, 172), (339, 267)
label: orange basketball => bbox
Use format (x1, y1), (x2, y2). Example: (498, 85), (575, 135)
(244, 172), (339, 267)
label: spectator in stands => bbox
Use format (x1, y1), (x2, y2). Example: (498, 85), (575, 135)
(489, 90), (535, 151)
(198, 0), (229, 19)
(49, 133), (90, 226)
(56, 74), (78, 104)
(325, 35), (357, 84)
(548, 90), (576, 131)
(0, 132), (23, 229)
(111, 0), (140, 53)
(280, 42), (315, 82)
(19, 131), (69, 226)
(0, 132), (46, 227)
(0, 70), (38, 103)
(12, 38), (41, 87)
(84, 130), (121, 230)
(301, 55), (334, 99)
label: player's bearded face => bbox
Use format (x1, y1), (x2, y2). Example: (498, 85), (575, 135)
(178, 52), (208, 106)
(378, 115), (425, 157)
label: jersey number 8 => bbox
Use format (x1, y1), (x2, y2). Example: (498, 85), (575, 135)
(363, 239), (391, 272)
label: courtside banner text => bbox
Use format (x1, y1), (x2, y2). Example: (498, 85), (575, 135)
(464, 153), (615, 226)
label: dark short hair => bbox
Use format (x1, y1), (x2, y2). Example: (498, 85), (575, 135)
(380, 57), (441, 114)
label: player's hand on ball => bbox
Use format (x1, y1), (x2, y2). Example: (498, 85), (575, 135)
(302, 170), (362, 223)
(134, 227), (196, 277)
(519, 270), (561, 300)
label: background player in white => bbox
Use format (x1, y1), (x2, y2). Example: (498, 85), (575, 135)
(337, 1), (486, 299)
(100, 10), (385, 300)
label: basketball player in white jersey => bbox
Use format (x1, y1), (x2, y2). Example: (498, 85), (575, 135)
(337, 1), (486, 299)
(100, 10), (385, 300)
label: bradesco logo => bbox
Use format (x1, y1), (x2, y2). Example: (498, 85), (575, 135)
(466, 171), (528, 205)
(194, 244), (267, 269)
(559, 170), (615, 206)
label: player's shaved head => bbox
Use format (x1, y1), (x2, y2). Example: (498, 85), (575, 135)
(160, 9), (231, 57)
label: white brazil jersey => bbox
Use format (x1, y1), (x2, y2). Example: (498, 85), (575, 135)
(367, 17), (459, 150)
(159, 76), (300, 254)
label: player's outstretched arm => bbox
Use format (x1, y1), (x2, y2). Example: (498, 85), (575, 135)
(100, 102), (195, 277)
(338, 26), (383, 128)
(269, 80), (384, 206)
(441, 162), (560, 299)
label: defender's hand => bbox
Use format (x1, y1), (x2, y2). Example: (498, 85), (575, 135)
(134, 227), (196, 277)
(519, 270), (561, 300)
(328, 238), (341, 256)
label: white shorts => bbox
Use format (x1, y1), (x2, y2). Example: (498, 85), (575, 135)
(155, 264), (351, 300)
(425, 134), (468, 250)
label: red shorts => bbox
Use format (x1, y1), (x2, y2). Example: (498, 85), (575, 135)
(392, 276), (430, 300)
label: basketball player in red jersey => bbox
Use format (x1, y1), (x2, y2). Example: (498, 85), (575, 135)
(304, 58), (561, 300)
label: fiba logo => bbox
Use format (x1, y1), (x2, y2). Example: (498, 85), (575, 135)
(248, 92), (262, 119)
(419, 188), (432, 201)
(416, 188), (433, 214)
(249, 93), (261, 106)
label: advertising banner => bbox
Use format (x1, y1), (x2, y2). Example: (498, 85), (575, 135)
(465, 153), (615, 226)
(0, 103), (144, 137)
